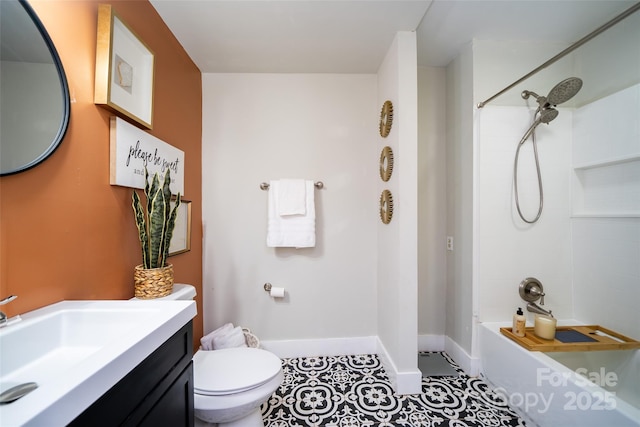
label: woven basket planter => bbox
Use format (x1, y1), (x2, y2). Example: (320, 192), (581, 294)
(134, 264), (174, 299)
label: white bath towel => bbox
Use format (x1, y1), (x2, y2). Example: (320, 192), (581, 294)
(267, 180), (316, 248)
(200, 322), (234, 351)
(277, 179), (306, 216)
(213, 326), (247, 350)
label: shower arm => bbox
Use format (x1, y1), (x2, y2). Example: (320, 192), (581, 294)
(476, 2), (640, 109)
(521, 90), (541, 100)
(521, 91), (548, 109)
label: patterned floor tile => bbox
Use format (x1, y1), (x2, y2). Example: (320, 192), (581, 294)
(261, 352), (526, 427)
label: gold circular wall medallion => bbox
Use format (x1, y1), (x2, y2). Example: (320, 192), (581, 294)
(379, 146), (394, 182)
(379, 189), (394, 224)
(379, 100), (394, 137)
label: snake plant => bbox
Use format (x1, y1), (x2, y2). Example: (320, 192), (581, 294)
(132, 169), (182, 269)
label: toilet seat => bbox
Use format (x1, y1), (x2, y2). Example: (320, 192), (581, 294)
(193, 348), (282, 396)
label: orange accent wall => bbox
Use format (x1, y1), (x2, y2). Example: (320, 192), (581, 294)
(0, 1), (203, 348)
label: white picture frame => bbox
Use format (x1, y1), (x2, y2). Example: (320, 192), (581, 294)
(109, 117), (185, 193)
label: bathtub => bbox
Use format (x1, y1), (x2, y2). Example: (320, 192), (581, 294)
(479, 322), (640, 427)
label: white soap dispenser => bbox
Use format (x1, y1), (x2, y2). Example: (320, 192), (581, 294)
(512, 307), (526, 337)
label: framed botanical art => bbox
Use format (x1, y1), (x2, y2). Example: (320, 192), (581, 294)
(169, 198), (192, 256)
(95, 4), (154, 129)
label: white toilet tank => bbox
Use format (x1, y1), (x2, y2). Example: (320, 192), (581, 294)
(131, 283), (196, 301)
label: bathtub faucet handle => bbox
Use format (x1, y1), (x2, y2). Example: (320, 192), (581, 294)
(529, 286), (545, 305)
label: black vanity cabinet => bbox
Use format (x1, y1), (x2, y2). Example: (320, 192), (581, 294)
(70, 321), (194, 427)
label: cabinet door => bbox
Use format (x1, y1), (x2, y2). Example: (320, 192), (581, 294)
(137, 362), (194, 427)
(70, 321), (193, 426)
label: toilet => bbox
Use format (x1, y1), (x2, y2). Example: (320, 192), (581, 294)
(135, 284), (283, 427)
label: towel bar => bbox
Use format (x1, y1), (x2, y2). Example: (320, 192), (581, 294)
(260, 181), (324, 190)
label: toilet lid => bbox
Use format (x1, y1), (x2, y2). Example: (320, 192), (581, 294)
(193, 348), (282, 396)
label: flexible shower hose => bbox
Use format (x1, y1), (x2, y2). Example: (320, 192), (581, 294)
(514, 126), (544, 224)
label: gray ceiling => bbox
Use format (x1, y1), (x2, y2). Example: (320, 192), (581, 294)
(149, 0), (639, 73)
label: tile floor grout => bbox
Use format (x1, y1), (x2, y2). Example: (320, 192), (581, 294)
(261, 351), (526, 426)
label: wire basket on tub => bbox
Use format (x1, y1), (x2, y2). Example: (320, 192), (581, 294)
(242, 328), (260, 348)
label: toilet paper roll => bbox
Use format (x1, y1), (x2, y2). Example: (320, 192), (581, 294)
(270, 287), (285, 298)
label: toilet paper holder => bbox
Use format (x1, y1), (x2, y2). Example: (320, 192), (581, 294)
(263, 283), (285, 298)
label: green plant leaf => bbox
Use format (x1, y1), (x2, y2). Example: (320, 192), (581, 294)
(159, 170), (172, 263)
(146, 171), (160, 216)
(148, 186), (167, 268)
(132, 191), (149, 268)
(134, 167), (180, 269)
(162, 192), (181, 266)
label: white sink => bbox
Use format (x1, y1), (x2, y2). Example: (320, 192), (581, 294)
(0, 299), (196, 426)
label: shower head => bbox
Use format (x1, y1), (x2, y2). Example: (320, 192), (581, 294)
(546, 77), (583, 105)
(518, 107), (558, 145)
(539, 107), (558, 124)
(521, 77), (583, 108)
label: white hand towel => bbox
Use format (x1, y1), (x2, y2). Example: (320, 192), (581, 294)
(213, 326), (248, 349)
(277, 179), (306, 216)
(267, 180), (316, 248)
(200, 322), (234, 351)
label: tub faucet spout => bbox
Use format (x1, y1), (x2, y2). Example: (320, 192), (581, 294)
(526, 302), (553, 318)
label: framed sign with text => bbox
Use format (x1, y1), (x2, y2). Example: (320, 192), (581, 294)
(110, 116), (184, 193)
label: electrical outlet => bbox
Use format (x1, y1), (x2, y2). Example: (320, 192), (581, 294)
(446, 236), (454, 251)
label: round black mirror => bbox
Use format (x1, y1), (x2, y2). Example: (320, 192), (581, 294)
(0, 0), (70, 176)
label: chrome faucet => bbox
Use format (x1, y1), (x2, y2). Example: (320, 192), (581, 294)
(526, 301), (553, 318)
(0, 295), (18, 327)
(519, 277), (554, 318)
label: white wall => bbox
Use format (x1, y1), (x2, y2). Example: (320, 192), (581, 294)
(421, 10), (640, 375)
(450, 38), (579, 362)
(476, 105), (573, 323)
(473, 40), (572, 108)
(202, 32), (423, 395)
(573, 11), (640, 107)
(572, 217), (640, 340)
(569, 12), (640, 341)
(376, 32), (421, 394)
(571, 84), (640, 340)
(201, 73), (378, 342)
(417, 66), (447, 338)
(472, 41), (576, 328)
(470, 16), (640, 342)
(445, 43), (475, 359)
(472, 39), (576, 331)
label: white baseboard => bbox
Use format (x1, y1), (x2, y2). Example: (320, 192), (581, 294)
(417, 334), (445, 352)
(376, 338), (422, 395)
(257, 335), (480, 379)
(260, 336), (378, 359)
(444, 336), (480, 376)
(261, 335), (422, 395)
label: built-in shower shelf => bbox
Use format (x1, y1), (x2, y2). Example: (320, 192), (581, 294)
(571, 212), (640, 218)
(573, 153), (640, 170)
(500, 325), (640, 352)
